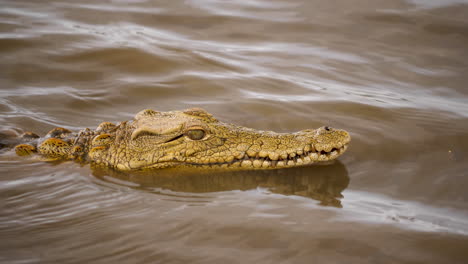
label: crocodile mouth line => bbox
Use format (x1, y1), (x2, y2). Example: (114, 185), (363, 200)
(226, 143), (349, 168)
(146, 143), (349, 169)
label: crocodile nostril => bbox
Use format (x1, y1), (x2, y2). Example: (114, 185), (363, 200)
(324, 126), (330, 131)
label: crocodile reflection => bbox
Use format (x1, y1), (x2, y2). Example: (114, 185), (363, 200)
(92, 161), (349, 207)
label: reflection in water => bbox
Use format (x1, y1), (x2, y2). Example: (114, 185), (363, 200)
(0, 130), (22, 150)
(92, 161), (349, 207)
(2, 0), (468, 262)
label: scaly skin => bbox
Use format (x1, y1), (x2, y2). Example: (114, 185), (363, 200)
(12, 108), (350, 170)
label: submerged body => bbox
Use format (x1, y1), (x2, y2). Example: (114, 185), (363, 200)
(11, 108), (350, 170)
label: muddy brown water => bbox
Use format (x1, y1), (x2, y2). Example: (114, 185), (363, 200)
(1, 0), (468, 263)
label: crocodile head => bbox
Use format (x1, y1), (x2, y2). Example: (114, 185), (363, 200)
(88, 108), (350, 170)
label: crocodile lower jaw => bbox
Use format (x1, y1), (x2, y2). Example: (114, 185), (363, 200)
(140, 143), (349, 170)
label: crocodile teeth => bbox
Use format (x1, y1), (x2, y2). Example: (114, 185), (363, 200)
(200, 142), (348, 169)
(253, 160), (262, 168)
(258, 150), (269, 158)
(241, 160), (252, 167)
(269, 152), (279, 161)
(246, 149), (257, 158)
(310, 153), (319, 160)
(262, 160), (271, 168)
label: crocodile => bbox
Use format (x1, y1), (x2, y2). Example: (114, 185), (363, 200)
(10, 108), (350, 170)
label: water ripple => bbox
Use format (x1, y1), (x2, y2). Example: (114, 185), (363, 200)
(2, 0), (468, 262)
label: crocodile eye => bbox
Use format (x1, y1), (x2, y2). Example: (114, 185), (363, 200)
(186, 129), (205, 140)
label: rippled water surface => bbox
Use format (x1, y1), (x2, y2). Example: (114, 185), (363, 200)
(1, 0), (468, 263)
